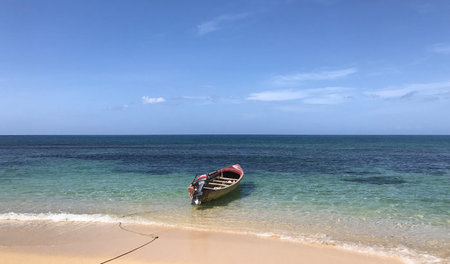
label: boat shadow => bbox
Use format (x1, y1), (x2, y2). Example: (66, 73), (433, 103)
(195, 181), (256, 210)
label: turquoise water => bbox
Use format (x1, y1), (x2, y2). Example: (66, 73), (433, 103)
(0, 135), (449, 263)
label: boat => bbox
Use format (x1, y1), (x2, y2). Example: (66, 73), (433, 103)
(188, 164), (244, 205)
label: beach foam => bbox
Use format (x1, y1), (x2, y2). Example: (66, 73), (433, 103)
(253, 231), (442, 264)
(0, 212), (122, 223)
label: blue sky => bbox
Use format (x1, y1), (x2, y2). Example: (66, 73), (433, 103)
(1, 0), (449, 134)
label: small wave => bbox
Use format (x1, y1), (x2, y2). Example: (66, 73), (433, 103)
(0, 212), (170, 227)
(0, 212), (123, 223)
(337, 242), (442, 264)
(253, 231), (442, 264)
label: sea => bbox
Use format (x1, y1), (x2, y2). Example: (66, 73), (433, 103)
(0, 135), (448, 263)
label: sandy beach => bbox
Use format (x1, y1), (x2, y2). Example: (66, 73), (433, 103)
(0, 221), (404, 264)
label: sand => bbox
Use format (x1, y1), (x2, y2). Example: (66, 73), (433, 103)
(0, 221), (405, 264)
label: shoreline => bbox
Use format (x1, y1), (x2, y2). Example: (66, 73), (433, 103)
(1, 212), (443, 263)
(0, 220), (405, 264)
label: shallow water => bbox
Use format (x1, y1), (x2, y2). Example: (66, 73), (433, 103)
(0, 135), (449, 263)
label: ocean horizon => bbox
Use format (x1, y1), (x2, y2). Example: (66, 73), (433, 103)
(1, 135), (449, 263)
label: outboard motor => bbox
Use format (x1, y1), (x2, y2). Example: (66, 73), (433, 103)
(190, 175), (207, 205)
(188, 172), (218, 205)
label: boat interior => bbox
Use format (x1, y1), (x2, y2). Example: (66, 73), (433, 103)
(203, 171), (241, 190)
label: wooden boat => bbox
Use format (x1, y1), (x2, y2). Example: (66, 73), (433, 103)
(188, 164), (244, 204)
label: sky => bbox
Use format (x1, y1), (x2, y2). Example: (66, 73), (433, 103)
(0, 0), (449, 135)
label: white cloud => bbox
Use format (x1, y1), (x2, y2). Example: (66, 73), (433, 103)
(303, 87), (352, 104)
(247, 87), (351, 104)
(197, 13), (249, 36)
(366, 81), (450, 100)
(142, 96), (166, 104)
(247, 90), (307, 101)
(272, 68), (357, 86)
(430, 43), (450, 55)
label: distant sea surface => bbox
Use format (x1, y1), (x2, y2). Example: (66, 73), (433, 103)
(0, 135), (449, 263)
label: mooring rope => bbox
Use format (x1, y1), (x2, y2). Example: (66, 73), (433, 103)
(99, 221), (159, 264)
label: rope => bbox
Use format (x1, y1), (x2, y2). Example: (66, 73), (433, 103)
(118, 222), (156, 237)
(99, 222), (159, 264)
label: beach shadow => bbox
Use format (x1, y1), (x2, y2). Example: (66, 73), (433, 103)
(195, 181), (256, 210)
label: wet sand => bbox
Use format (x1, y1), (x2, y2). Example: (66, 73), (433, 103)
(0, 221), (405, 264)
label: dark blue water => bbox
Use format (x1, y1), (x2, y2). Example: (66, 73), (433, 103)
(0, 135), (449, 263)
